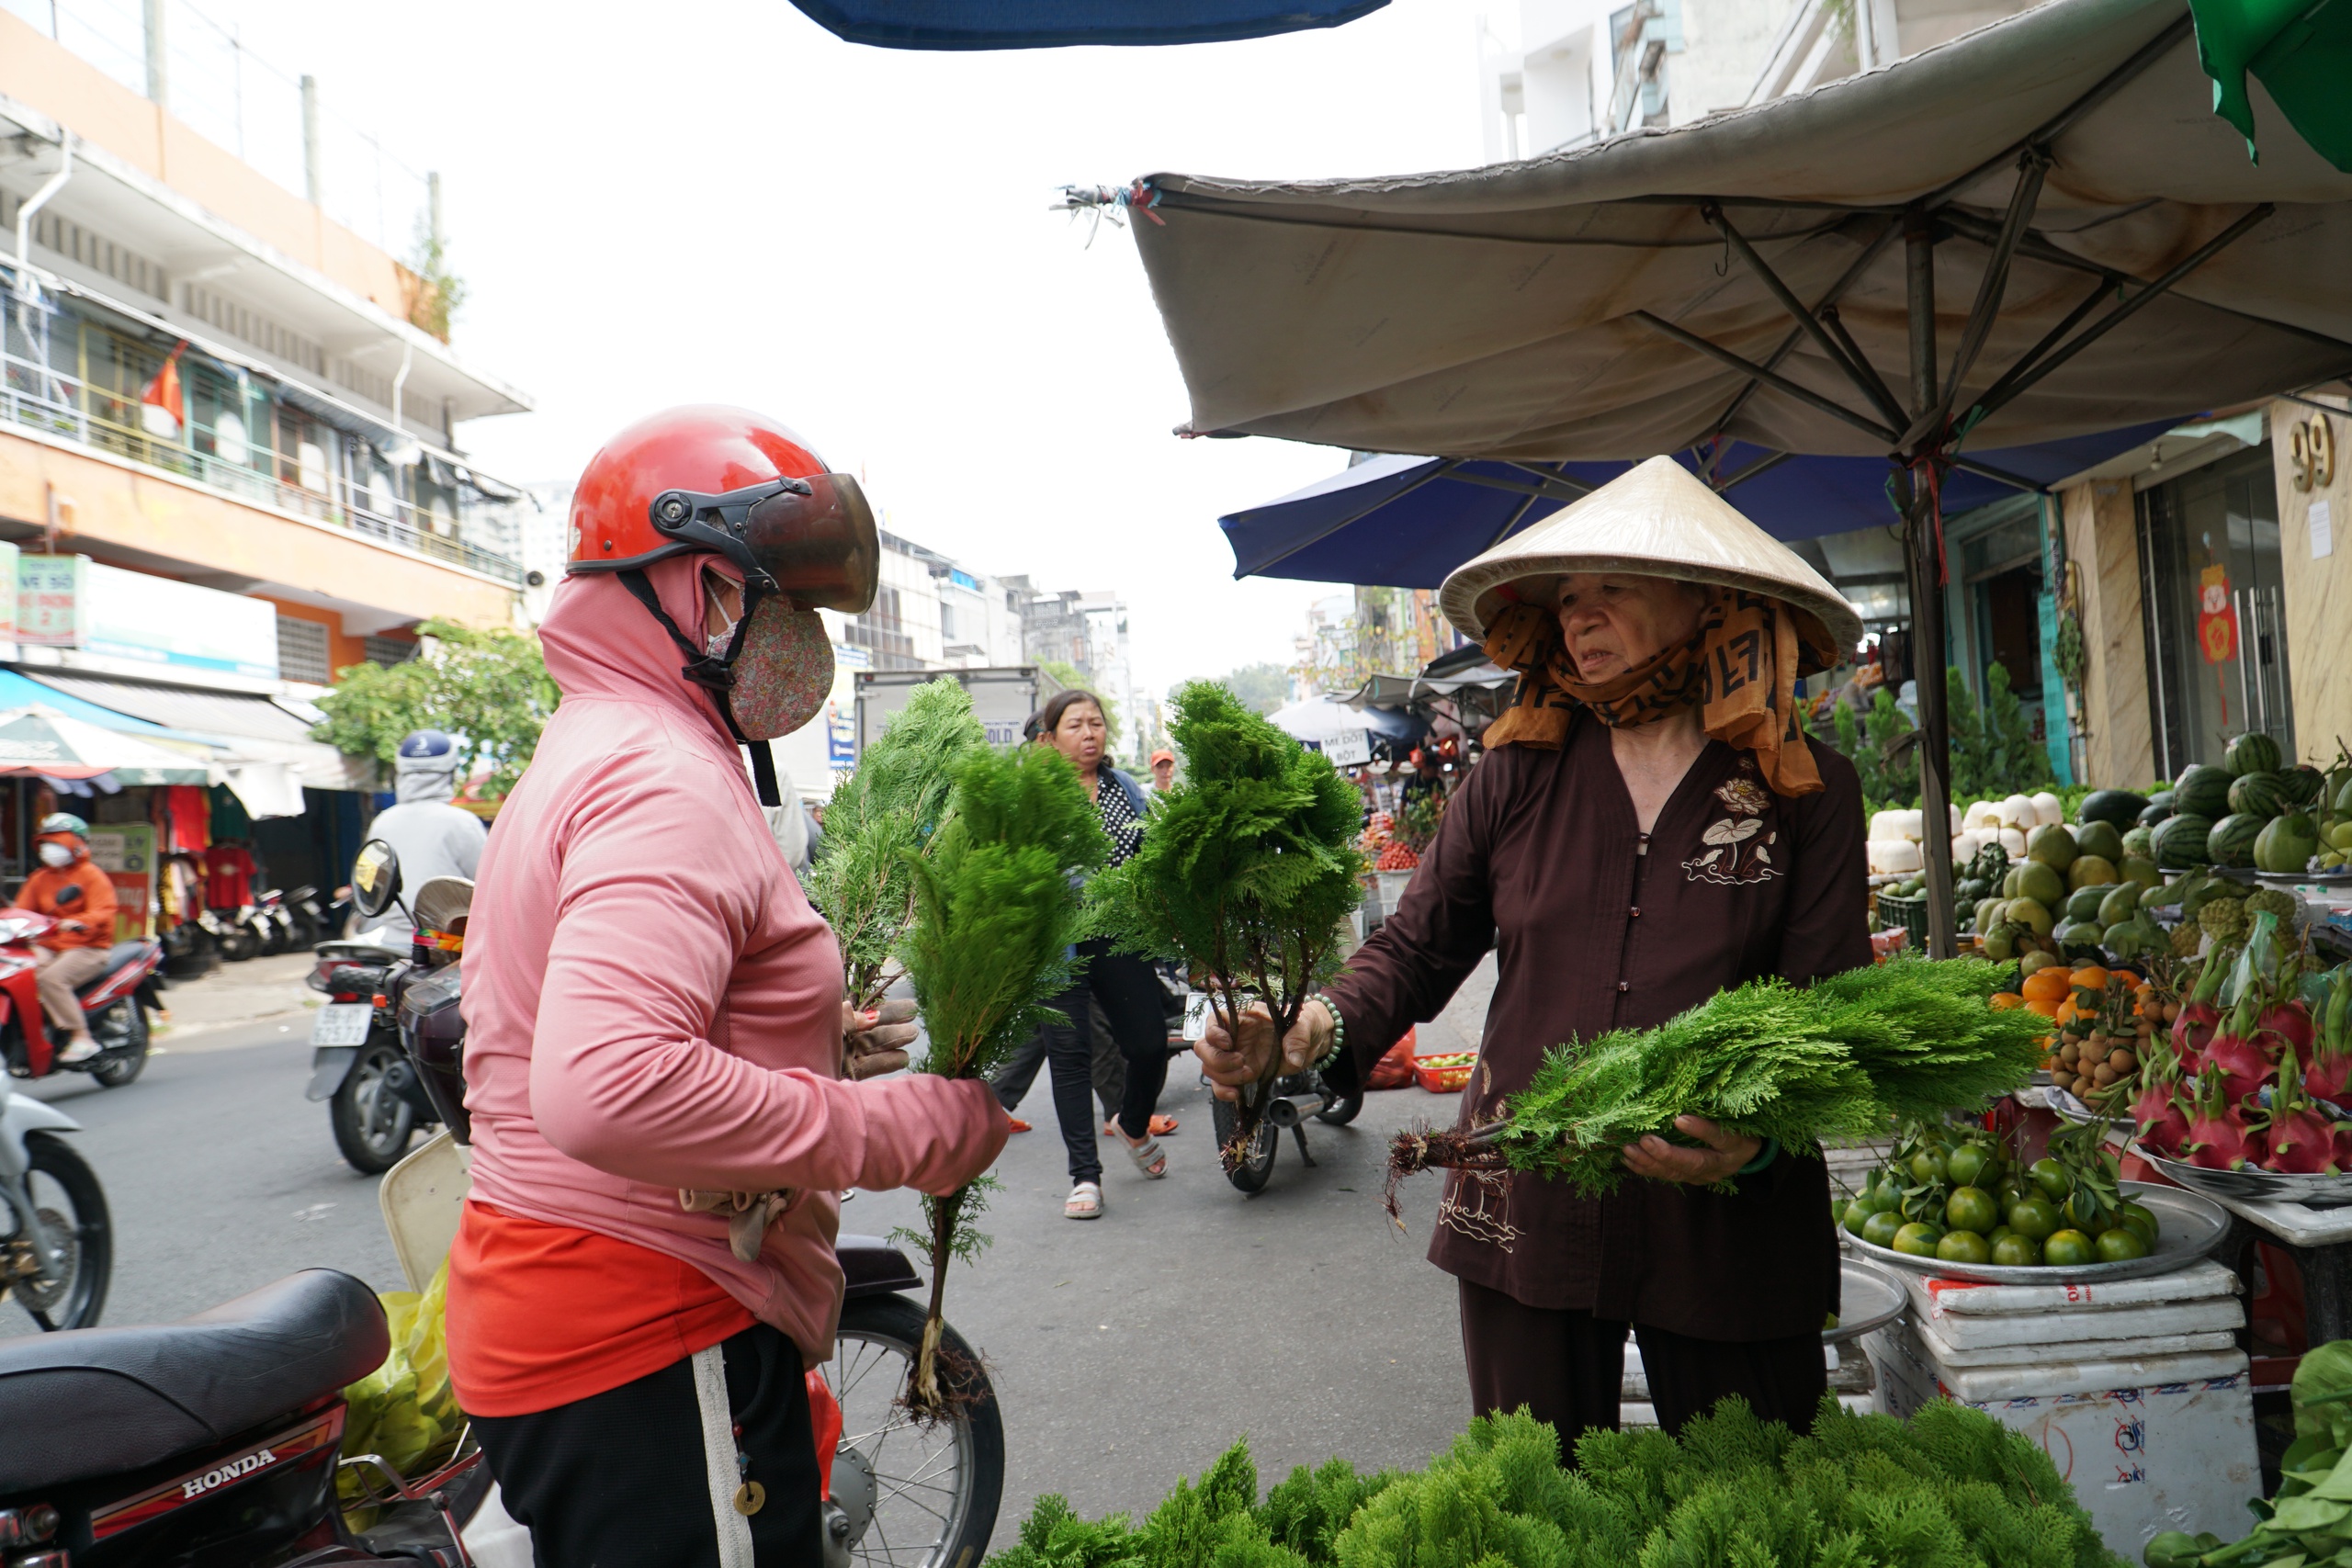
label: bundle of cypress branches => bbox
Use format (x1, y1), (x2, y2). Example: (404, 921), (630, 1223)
(1091, 681), (1364, 1167)
(985, 1394), (2119, 1568)
(803, 678), (987, 1011)
(1387, 957), (2048, 1202)
(897, 739), (1105, 1414)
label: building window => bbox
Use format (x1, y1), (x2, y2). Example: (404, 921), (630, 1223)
(277, 616), (333, 684)
(364, 636), (419, 668)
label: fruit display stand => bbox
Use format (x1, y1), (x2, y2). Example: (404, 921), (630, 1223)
(1860, 1258), (2257, 1555)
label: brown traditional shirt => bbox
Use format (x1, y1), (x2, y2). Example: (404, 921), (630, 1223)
(1327, 712), (1871, 1342)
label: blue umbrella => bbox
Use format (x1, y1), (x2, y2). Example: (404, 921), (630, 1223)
(787, 0), (1385, 49)
(1217, 423), (2176, 587)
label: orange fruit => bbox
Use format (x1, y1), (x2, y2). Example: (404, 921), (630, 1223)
(2021, 969), (2072, 1004)
(2054, 998), (2081, 1028)
(1989, 992), (2025, 1010)
(2112, 969), (2142, 989)
(2025, 998), (2062, 1019)
(2070, 966), (2109, 995)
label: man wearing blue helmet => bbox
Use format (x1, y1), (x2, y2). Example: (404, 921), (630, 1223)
(363, 730), (488, 943)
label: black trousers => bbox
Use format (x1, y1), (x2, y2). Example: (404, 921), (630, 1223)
(473, 1323), (821, 1567)
(1045, 938), (1170, 1183)
(1458, 1279), (1826, 1445)
(991, 999), (1123, 1123)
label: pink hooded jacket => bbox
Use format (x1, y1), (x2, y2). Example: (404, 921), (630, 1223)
(459, 555), (1007, 1364)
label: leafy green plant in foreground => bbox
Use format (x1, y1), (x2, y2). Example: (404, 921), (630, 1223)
(1091, 681), (1364, 1166)
(1390, 957), (2050, 1200)
(986, 1395), (2119, 1568)
(804, 679), (987, 1010)
(896, 741), (1104, 1414)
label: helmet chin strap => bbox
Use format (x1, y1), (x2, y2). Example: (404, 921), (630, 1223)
(616, 569), (784, 807)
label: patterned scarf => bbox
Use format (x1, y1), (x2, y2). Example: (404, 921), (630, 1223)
(1481, 586), (1826, 797)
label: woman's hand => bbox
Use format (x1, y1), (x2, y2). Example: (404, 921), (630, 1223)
(1194, 998), (1331, 1101)
(1622, 1115), (1761, 1185)
(842, 999), (918, 1080)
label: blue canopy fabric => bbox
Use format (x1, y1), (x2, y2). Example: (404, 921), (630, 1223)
(1217, 424), (2177, 586)
(786, 0), (1386, 49)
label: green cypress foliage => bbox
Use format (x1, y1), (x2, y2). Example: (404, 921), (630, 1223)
(895, 739), (1105, 1413)
(986, 1397), (2120, 1568)
(1090, 681), (1365, 1157)
(1464, 958), (2048, 1198)
(803, 678), (988, 1010)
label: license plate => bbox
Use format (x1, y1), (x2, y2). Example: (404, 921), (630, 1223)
(1182, 993), (1212, 1042)
(311, 1003), (374, 1047)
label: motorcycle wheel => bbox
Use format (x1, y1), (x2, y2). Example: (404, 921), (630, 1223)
(1316, 1091), (1364, 1127)
(217, 926), (257, 963)
(828, 1293), (1003, 1568)
(330, 1043), (418, 1174)
(13, 1133), (110, 1330)
(86, 999), (148, 1089)
(1210, 1098), (1280, 1194)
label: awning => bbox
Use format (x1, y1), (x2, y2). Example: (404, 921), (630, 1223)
(0, 707), (209, 784)
(1265, 695), (1423, 743)
(1219, 423), (2175, 585)
(19, 671), (375, 793)
(786, 0), (1386, 49)
(1125, 0), (2352, 462)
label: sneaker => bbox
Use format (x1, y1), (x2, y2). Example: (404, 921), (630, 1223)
(55, 1037), (100, 1066)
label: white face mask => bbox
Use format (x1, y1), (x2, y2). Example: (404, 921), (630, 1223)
(38, 842), (74, 868)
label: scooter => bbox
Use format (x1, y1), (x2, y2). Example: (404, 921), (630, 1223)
(305, 938), (435, 1176)
(0, 1066), (108, 1331)
(1176, 990), (1363, 1195)
(355, 838), (1008, 1568)
(284, 885), (328, 949)
(0, 908), (164, 1090)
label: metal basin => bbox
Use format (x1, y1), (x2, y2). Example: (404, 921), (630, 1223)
(1828, 1259), (1907, 1343)
(1842, 1180), (2230, 1285)
(2131, 1144), (2352, 1208)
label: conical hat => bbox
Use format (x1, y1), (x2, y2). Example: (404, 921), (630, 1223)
(1438, 456), (1864, 666)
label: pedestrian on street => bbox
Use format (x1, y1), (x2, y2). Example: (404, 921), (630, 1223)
(14, 812), (118, 1065)
(1198, 458), (1870, 1442)
(1148, 747), (1176, 791)
(361, 729), (488, 946)
(1031, 688), (1174, 1218)
(448, 407), (1008, 1568)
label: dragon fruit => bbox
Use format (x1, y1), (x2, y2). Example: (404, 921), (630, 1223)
(2263, 1047), (2343, 1175)
(2256, 1000), (2316, 1058)
(2172, 1000), (2220, 1066)
(2182, 1066), (2265, 1171)
(2131, 1075), (2191, 1156)
(2312, 977), (2352, 1107)
(2203, 1031), (2277, 1105)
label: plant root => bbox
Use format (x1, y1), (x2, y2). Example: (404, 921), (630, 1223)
(897, 1339), (987, 1427)
(1383, 1122), (1511, 1223)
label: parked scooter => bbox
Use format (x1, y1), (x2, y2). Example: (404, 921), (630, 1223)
(1176, 987), (1363, 1195)
(0, 1067), (108, 1331)
(352, 838), (1009, 1568)
(284, 884), (329, 948)
(0, 908), (163, 1089)
(253, 889), (298, 954)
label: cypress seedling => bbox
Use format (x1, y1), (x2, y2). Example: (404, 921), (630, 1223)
(1091, 681), (1365, 1166)
(898, 740), (1105, 1413)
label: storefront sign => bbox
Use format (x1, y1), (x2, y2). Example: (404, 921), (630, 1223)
(2196, 564), (2238, 665)
(1324, 729), (1372, 766)
(13, 556), (278, 678)
(86, 823), (155, 939)
(828, 644), (867, 768)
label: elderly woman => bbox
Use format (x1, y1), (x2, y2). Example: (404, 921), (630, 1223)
(1203, 457), (1870, 1440)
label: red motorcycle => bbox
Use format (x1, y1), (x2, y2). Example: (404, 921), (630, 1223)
(0, 909), (164, 1088)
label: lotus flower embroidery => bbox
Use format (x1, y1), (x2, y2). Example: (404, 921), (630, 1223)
(1714, 777), (1771, 817)
(1685, 814), (1780, 886)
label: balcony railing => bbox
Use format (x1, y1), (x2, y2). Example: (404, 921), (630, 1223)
(2, 294), (526, 586)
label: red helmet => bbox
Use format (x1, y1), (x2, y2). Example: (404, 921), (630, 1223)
(567, 405), (879, 614)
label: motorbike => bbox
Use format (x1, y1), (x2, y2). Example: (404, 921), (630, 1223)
(0, 1066), (109, 1332)
(209, 908), (260, 964)
(354, 837), (1008, 1568)
(0, 908), (163, 1091)
(284, 885), (329, 949)
(305, 938), (434, 1176)
(1176, 989), (1363, 1195)
(253, 891), (297, 955)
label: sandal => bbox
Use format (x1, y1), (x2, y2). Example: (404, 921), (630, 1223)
(1120, 1132), (1168, 1179)
(1065, 1181), (1104, 1220)
(1008, 1117), (1033, 1134)
(1102, 1115), (1180, 1137)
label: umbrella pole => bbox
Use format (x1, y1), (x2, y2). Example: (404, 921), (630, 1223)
(1904, 209), (1958, 962)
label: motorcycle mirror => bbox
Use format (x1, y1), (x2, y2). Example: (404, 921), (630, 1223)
(350, 839), (404, 920)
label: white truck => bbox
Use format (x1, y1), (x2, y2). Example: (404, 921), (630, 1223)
(854, 666), (1065, 754)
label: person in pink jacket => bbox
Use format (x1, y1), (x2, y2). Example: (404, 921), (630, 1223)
(449, 406), (1008, 1567)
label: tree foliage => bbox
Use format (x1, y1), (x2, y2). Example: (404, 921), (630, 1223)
(1212, 662), (1292, 716)
(1091, 681), (1364, 1159)
(309, 618), (557, 798)
(1826, 665), (2054, 819)
(802, 679), (987, 1010)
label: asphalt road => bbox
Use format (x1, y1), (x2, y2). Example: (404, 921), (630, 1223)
(3, 958), (1498, 1550)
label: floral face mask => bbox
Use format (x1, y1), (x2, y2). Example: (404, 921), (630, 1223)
(705, 570), (832, 741)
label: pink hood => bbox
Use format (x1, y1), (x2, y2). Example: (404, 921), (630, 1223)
(458, 557), (1005, 1365)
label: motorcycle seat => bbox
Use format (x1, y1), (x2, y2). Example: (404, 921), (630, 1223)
(74, 941), (156, 995)
(0, 1269), (389, 1494)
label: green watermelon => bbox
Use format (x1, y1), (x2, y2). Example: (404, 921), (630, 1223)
(2076, 789), (2150, 828)
(2255, 811), (2321, 874)
(2279, 764), (2326, 807)
(2208, 812), (2266, 868)
(2122, 826), (2154, 859)
(2152, 812), (2215, 867)
(2174, 765), (2233, 818)
(2139, 801), (2173, 828)
(2228, 771), (2287, 818)
(2226, 731), (2283, 777)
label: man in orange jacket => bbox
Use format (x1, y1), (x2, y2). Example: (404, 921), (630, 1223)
(15, 813), (117, 1064)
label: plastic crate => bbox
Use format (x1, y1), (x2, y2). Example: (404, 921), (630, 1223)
(1875, 890), (1930, 949)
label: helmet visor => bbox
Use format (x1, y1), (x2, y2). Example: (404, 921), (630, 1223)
(742, 473), (879, 615)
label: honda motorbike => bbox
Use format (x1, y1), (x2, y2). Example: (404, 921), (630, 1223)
(0, 908), (163, 1090)
(0, 1067), (108, 1332)
(362, 837), (1006, 1568)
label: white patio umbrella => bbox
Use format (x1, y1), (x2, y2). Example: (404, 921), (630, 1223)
(0, 706), (212, 785)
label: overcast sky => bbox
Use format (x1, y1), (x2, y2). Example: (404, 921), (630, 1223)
(174, 0), (1498, 693)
